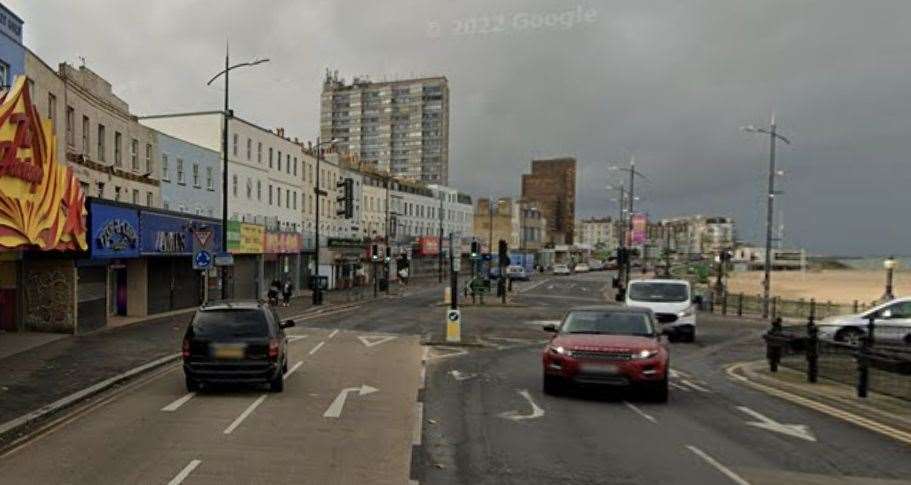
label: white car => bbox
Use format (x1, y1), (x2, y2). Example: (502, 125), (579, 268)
(588, 260), (604, 271)
(553, 264), (571, 275)
(626, 279), (696, 342)
(506, 265), (530, 281)
(574, 263), (590, 273)
(817, 297), (911, 345)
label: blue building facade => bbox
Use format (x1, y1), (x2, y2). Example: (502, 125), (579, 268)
(0, 3), (24, 88)
(156, 131), (222, 218)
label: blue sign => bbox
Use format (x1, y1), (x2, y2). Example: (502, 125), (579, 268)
(193, 250), (212, 270)
(140, 211), (222, 256)
(89, 201), (140, 259)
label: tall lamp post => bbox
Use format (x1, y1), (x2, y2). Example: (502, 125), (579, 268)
(206, 44), (268, 300)
(883, 256), (897, 302)
(438, 190), (445, 283)
(742, 117), (791, 319)
(311, 137), (337, 305)
(609, 158), (648, 291)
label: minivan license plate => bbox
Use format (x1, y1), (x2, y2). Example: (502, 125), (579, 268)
(212, 345), (245, 359)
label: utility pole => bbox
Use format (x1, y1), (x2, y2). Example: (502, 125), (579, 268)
(384, 173), (391, 294)
(438, 190), (444, 283)
(626, 159), (636, 289)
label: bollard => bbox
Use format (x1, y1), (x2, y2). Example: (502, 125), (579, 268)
(826, 300), (832, 318)
(853, 300), (859, 313)
(737, 293), (743, 317)
(807, 299), (818, 383)
(722, 292), (728, 316)
(772, 297), (779, 320)
(857, 314), (876, 398)
(767, 317), (783, 372)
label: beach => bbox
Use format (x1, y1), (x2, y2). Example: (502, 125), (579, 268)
(724, 269), (909, 305)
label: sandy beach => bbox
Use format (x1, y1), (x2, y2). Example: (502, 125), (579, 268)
(724, 269), (909, 305)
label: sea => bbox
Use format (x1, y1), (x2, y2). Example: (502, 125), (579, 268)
(835, 256), (911, 271)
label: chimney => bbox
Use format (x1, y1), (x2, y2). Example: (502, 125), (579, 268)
(275, 127), (285, 138)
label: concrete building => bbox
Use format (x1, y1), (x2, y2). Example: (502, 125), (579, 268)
(156, 132), (221, 218)
(320, 71), (449, 184)
(521, 157), (577, 245)
(27, 55), (161, 208)
(652, 215), (736, 258)
(576, 217), (615, 248)
(428, 184), (474, 241)
(0, 3), (24, 88)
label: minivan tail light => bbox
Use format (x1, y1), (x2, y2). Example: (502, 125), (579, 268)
(268, 339), (280, 360)
(182, 339), (191, 359)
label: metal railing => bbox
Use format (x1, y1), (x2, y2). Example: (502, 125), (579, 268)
(704, 291), (880, 320)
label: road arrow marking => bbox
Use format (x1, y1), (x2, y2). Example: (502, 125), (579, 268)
(323, 384), (379, 418)
(737, 406), (816, 442)
(357, 335), (398, 347)
(429, 347), (469, 360)
(450, 370), (477, 381)
(498, 389), (545, 421)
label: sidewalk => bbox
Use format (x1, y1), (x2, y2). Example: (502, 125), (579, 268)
(729, 361), (911, 445)
(0, 287), (370, 443)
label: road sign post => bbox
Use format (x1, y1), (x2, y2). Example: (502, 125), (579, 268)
(446, 308), (461, 343)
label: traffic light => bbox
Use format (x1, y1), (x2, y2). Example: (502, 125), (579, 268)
(336, 178), (354, 219)
(384, 245), (391, 263)
(371, 244), (379, 262)
(498, 239), (508, 267)
(470, 240), (479, 259)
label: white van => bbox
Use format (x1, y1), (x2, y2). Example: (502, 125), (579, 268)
(625, 279), (696, 342)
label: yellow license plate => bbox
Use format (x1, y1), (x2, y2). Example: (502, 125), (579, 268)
(214, 346), (245, 359)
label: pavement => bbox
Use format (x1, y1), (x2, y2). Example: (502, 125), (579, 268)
(1, 271), (910, 484)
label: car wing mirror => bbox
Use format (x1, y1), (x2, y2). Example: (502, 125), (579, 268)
(543, 324), (558, 333)
(881, 309), (893, 319)
(281, 319), (296, 329)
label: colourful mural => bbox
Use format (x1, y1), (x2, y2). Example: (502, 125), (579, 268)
(0, 76), (87, 251)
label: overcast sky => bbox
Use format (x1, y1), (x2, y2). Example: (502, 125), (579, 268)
(11, 0), (910, 256)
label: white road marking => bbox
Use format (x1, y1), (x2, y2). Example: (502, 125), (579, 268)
(498, 389), (545, 421)
(520, 278), (551, 293)
(309, 341), (325, 355)
(624, 401), (657, 424)
(681, 379), (711, 393)
(737, 406), (816, 442)
(223, 394), (267, 434)
(449, 370), (477, 381)
(357, 335), (398, 347)
(429, 347), (469, 360)
(413, 402), (423, 446)
(323, 384), (379, 418)
(287, 335), (308, 343)
(669, 382), (691, 392)
(167, 459), (202, 485)
(283, 361), (304, 379)
(328, 329), (339, 339)
(161, 392), (196, 412)
(670, 369), (692, 379)
(686, 445), (751, 485)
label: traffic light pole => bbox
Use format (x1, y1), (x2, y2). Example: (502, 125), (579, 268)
(449, 233), (458, 310)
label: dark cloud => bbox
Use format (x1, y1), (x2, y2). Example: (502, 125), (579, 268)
(12, 0), (909, 255)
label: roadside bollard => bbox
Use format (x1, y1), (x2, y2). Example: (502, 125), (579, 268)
(806, 299), (818, 383)
(737, 293), (743, 317)
(722, 292), (728, 316)
(772, 297), (779, 320)
(767, 317), (784, 373)
(857, 315), (876, 398)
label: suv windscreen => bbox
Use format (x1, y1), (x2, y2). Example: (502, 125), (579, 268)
(628, 283), (689, 303)
(190, 310), (270, 339)
(562, 311), (655, 336)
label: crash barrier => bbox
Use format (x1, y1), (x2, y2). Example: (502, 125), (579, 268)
(704, 291), (879, 320)
(763, 300), (911, 401)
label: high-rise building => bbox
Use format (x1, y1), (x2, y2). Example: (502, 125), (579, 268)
(521, 157), (577, 244)
(320, 71), (449, 185)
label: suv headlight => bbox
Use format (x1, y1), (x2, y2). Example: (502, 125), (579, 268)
(633, 349), (658, 359)
(549, 346), (572, 356)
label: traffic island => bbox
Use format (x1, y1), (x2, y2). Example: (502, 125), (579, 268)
(728, 361), (911, 445)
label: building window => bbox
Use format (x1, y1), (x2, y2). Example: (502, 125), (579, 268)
(176, 158), (185, 184)
(113, 186), (121, 201)
(97, 124), (106, 161)
(132, 189), (139, 204)
(192, 163), (200, 187)
(161, 154), (169, 180)
(277, 187), (282, 207)
(277, 151), (282, 171)
(114, 131), (122, 166)
(145, 144), (152, 172)
(257, 179), (262, 201)
(246, 178), (252, 199)
(48, 93), (56, 126)
(286, 154), (291, 174)
(81, 116), (90, 155)
(232, 174), (238, 196)
(269, 147), (273, 168)
(257, 142), (262, 163)
(286, 188), (290, 209)
(232, 133), (238, 156)
(269, 185), (273, 205)
(246, 138), (251, 160)
(65, 106), (74, 146)
(0, 61), (8, 87)
(131, 138), (139, 170)
(293, 191), (297, 210)
(206, 166), (213, 190)
(146, 192), (153, 207)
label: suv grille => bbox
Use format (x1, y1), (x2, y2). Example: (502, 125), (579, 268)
(656, 313), (679, 323)
(572, 350), (632, 361)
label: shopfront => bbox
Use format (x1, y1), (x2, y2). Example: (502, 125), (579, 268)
(141, 210), (221, 314)
(327, 238), (367, 289)
(87, 199), (141, 324)
(227, 221), (264, 299)
(264, 231), (301, 292)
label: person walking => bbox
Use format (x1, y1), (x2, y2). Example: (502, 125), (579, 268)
(281, 278), (294, 307)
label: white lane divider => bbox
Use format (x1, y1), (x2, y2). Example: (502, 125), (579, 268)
(328, 329), (339, 339)
(681, 379), (712, 393)
(161, 392), (196, 412)
(309, 341), (325, 355)
(224, 394), (268, 435)
(686, 445), (751, 485)
(623, 401), (657, 424)
(669, 382), (691, 392)
(284, 361), (304, 379)
(287, 335), (308, 343)
(498, 389), (545, 421)
(167, 459), (202, 485)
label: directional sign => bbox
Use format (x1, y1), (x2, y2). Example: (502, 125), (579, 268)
(446, 309), (461, 343)
(323, 384), (379, 418)
(737, 406), (816, 442)
(193, 250), (212, 270)
(194, 227), (213, 249)
(214, 254), (234, 267)
(452, 257), (461, 272)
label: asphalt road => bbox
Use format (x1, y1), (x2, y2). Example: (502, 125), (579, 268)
(1, 272), (910, 484)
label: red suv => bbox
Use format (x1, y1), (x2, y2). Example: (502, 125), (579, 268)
(542, 306), (669, 402)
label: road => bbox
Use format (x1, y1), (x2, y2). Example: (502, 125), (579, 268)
(1, 273), (909, 484)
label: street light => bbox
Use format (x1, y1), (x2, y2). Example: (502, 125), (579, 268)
(608, 158), (649, 290)
(206, 43), (269, 299)
(311, 137), (338, 305)
(742, 116), (792, 319)
(883, 256), (897, 302)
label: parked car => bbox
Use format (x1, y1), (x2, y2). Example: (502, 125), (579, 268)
(506, 265), (530, 281)
(542, 306), (669, 401)
(574, 263), (590, 273)
(553, 264), (572, 275)
(182, 300), (295, 393)
(588, 260), (604, 271)
(626, 279), (696, 342)
(817, 297), (911, 345)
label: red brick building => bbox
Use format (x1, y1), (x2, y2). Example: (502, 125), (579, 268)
(521, 157), (577, 245)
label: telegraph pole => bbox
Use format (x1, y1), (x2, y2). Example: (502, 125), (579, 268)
(438, 190), (444, 283)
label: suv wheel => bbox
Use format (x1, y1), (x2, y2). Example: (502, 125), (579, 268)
(185, 376), (200, 393)
(650, 375), (669, 403)
(270, 373), (284, 393)
(543, 374), (562, 396)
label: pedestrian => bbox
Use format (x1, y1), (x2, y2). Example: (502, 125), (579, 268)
(282, 278), (293, 307)
(398, 266), (409, 286)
